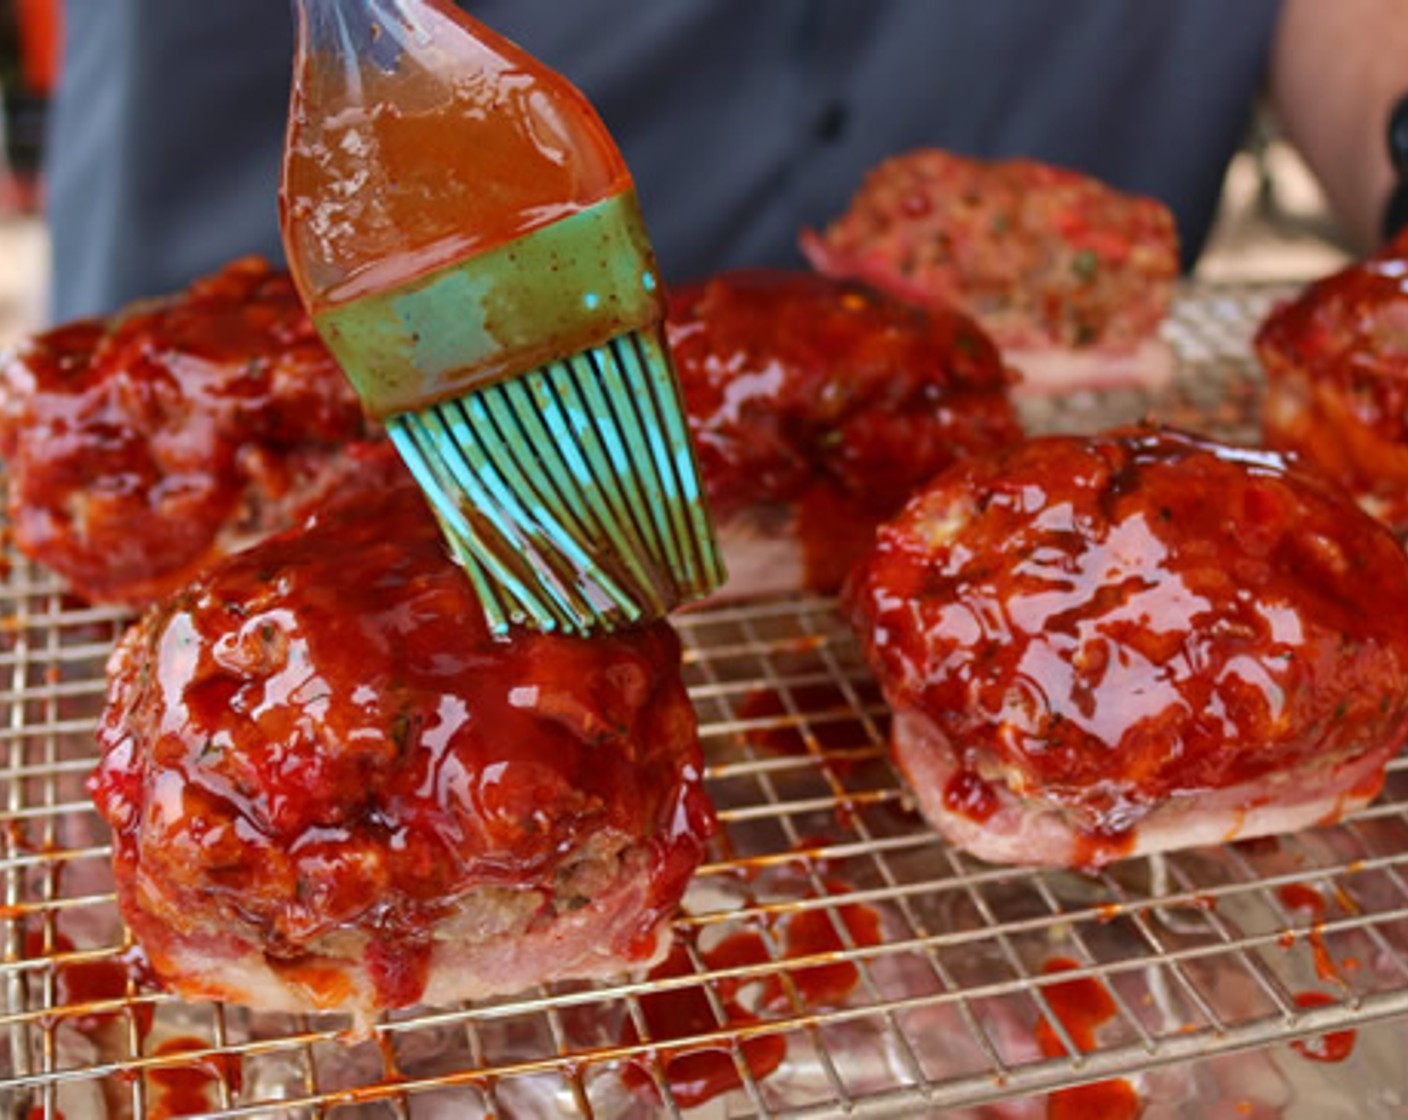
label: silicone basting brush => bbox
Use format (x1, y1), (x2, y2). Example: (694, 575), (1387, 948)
(281, 0), (723, 634)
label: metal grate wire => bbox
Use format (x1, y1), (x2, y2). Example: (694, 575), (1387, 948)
(6, 282), (1408, 1117)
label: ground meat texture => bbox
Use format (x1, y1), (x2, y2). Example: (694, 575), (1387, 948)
(666, 269), (1022, 594)
(800, 150), (1178, 374)
(1257, 238), (1408, 531)
(89, 468), (714, 1023)
(845, 428), (1408, 869)
(0, 257), (373, 606)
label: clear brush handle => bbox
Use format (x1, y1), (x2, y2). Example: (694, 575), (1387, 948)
(281, 0), (631, 313)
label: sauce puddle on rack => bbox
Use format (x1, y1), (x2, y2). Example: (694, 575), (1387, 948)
(622, 883), (883, 1108)
(1035, 957), (1140, 1120)
(1288, 991), (1356, 1064)
(146, 1036), (243, 1119)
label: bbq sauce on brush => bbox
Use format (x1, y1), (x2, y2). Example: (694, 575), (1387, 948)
(282, 0), (627, 312)
(281, 0), (654, 421)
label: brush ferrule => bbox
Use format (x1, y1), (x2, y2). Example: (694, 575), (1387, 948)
(312, 191), (663, 419)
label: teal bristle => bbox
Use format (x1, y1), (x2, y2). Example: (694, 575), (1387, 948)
(388, 328), (725, 636)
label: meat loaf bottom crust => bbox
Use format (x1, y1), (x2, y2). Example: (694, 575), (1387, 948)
(0, 257), (374, 607)
(90, 461), (714, 1023)
(846, 428), (1408, 869)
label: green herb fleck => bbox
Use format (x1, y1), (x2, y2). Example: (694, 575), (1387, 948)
(390, 710), (412, 752)
(1072, 249), (1099, 283)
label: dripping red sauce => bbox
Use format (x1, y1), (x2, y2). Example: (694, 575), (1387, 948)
(1277, 883), (1325, 918)
(796, 482), (895, 594)
(1276, 884), (1340, 982)
(26, 930), (154, 1041)
(623, 879), (882, 1108)
(1035, 957), (1140, 1119)
(1068, 827), (1136, 872)
(1308, 927), (1339, 984)
(942, 769), (998, 823)
(146, 1036), (242, 1119)
(1289, 991), (1356, 1063)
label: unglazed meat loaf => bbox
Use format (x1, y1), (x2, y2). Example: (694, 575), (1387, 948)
(846, 428), (1408, 869)
(90, 457), (714, 1025)
(666, 269), (1022, 596)
(0, 257), (374, 606)
(801, 149), (1179, 393)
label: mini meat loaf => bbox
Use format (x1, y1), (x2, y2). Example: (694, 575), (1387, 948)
(666, 269), (1021, 595)
(801, 149), (1179, 392)
(1257, 236), (1408, 531)
(846, 428), (1408, 869)
(0, 257), (373, 606)
(90, 462), (714, 1023)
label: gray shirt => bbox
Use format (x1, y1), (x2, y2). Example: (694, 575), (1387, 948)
(47, 0), (1281, 320)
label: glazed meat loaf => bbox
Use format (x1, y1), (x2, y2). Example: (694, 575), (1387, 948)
(666, 269), (1022, 596)
(0, 257), (374, 606)
(90, 456), (714, 1025)
(846, 428), (1408, 868)
(1257, 233), (1408, 531)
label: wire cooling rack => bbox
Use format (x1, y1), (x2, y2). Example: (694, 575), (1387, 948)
(7, 282), (1408, 1118)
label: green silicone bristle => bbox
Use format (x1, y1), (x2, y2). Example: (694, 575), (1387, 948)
(388, 328), (725, 635)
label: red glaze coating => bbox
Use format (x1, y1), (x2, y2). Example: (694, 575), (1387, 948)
(801, 149), (1177, 351)
(0, 257), (372, 605)
(1257, 248), (1408, 530)
(90, 463), (713, 1014)
(667, 269), (1021, 589)
(847, 428), (1408, 856)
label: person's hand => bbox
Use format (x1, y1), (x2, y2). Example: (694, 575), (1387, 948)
(1270, 0), (1408, 251)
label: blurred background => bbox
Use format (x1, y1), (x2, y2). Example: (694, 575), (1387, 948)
(0, 1), (1356, 352)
